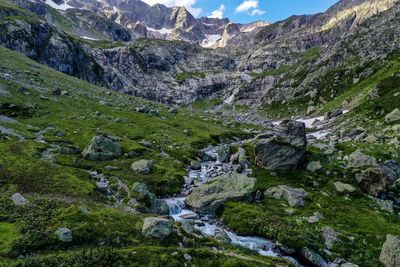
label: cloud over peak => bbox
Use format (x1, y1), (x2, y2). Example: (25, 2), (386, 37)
(208, 4), (225, 19)
(235, 0), (265, 16)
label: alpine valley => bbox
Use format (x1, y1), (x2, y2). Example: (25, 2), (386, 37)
(0, 0), (400, 266)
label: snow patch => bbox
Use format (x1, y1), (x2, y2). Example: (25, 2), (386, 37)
(201, 34), (222, 48)
(81, 36), (99, 41)
(44, 0), (73, 10)
(146, 26), (173, 35)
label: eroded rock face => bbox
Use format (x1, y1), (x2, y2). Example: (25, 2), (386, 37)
(82, 135), (122, 161)
(264, 185), (308, 207)
(141, 217), (173, 239)
(380, 234), (400, 267)
(185, 173), (256, 214)
(255, 120), (307, 171)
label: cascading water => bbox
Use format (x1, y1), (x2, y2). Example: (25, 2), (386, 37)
(163, 145), (303, 266)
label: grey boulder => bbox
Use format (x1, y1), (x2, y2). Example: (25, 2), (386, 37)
(131, 159), (154, 174)
(333, 182), (357, 193)
(380, 234), (400, 267)
(385, 108), (400, 123)
(11, 193), (27, 206)
(347, 150), (377, 169)
(264, 185), (307, 207)
(185, 173), (256, 214)
(255, 120), (307, 171)
(55, 227), (73, 242)
(307, 161), (323, 172)
(255, 140), (306, 171)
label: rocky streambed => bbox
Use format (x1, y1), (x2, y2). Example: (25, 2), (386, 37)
(163, 145), (303, 266)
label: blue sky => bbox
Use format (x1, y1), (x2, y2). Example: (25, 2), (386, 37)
(142, 0), (340, 23)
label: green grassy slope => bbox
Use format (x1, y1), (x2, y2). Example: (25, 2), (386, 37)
(0, 46), (291, 266)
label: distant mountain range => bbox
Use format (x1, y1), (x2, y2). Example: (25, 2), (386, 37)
(39, 0), (270, 47)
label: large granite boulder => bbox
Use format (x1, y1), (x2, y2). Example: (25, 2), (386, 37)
(82, 135), (122, 161)
(264, 185), (308, 207)
(131, 182), (169, 215)
(142, 217), (173, 239)
(185, 173), (256, 214)
(380, 234), (400, 267)
(255, 120), (307, 171)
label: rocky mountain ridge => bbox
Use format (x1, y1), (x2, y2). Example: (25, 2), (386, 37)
(0, 0), (398, 111)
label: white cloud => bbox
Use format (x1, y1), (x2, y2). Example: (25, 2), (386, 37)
(235, 0), (258, 13)
(208, 4), (225, 19)
(250, 9), (266, 16)
(235, 0), (265, 16)
(141, 0), (202, 17)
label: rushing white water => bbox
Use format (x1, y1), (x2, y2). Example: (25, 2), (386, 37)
(163, 146), (302, 266)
